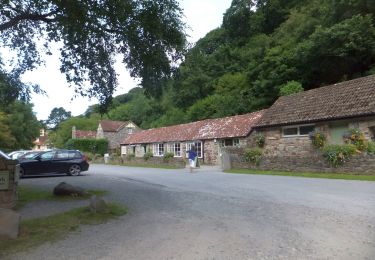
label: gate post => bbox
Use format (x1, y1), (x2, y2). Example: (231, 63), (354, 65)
(0, 158), (18, 209)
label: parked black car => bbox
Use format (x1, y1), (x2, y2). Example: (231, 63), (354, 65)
(19, 150), (89, 177)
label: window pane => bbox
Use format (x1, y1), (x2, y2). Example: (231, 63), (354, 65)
(56, 151), (68, 159)
(174, 143), (180, 156)
(41, 151), (55, 160)
(158, 143), (164, 156)
(224, 139), (233, 146)
(283, 127), (298, 136)
(195, 141), (202, 158)
(300, 125), (315, 135)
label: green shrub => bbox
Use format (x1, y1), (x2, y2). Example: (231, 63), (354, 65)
(279, 81), (304, 96)
(367, 141), (375, 154)
(309, 131), (326, 149)
(344, 128), (367, 151)
(254, 133), (265, 148)
(143, 151), (154, 161)
(163, 152), (174, 162)
(126, 153), (135, 160)
(244, 148), (262, 165)
(84, 152), (94, 161)
(322, 144), (357, 167)
(65, 138), (108, 155)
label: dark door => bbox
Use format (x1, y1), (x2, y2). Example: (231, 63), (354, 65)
(52, 150), (70, 172)
(23, 151), (56, 175)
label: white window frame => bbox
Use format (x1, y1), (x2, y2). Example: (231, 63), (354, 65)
(282, 124), (315, 137)
(153, 143), (164, 156)
(186, 141), (203, 158)
(121, 145), (127, 155)
(219, 138), (240, 147)
(173, 142), (181, 157)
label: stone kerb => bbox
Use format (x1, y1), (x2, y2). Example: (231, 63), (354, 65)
(224, 147), (375, 174)
(0, 158), (17, 209)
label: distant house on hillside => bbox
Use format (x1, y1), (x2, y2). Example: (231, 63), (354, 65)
(97, 120), (140, 151)
(33, 129), (51, 150)
(121, 111), (265, 165)
(254, 74), (375, 157)
(71, 126), (96, 139)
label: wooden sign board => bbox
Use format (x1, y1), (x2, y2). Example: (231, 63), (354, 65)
(0, 171), (9, 190)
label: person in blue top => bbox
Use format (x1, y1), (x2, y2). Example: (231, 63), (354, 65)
(187, 145), (197, 173)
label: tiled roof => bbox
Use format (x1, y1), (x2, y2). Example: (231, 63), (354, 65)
(122, 110), (266, 144)
(100, 120), (129, 132)
(76, 130), (96, 139)
(34, 135), (48, 145)
(256, 75), (375, 128)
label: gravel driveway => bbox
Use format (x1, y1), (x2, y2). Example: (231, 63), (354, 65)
(7, 164), (375, 260)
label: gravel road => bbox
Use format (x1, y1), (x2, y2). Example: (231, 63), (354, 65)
(6, 164), (375, 260)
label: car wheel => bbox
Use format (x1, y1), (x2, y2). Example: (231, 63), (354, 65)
(68, 164), (81, 176)
(19, 167), (24, 178)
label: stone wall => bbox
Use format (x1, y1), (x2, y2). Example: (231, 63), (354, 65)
(203, 140), (219, 165)
(225, 147), (375, 174)
(256, 117), (375, 158)
(121, 156), (186, 168)
(0, 158), (17, 209)
(257, 128), (317, 157)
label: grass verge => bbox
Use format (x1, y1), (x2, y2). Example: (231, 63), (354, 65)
(225, 169), (375, 181)
(16, 186), (108, 209)
(0, 203), (127, 256)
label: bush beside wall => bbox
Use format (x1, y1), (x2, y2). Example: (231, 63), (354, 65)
(224, 147), (375, 174)
(65, 138), (108, 155)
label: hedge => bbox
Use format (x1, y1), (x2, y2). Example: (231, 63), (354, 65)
(65, 138), (108, 155)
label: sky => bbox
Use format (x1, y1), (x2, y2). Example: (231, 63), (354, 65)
(16, 0), (233, 121)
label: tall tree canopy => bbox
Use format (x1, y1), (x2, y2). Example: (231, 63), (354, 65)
(45, 0), (375, 136)
(45, 107), (72, 129)
(0, 0), (187, 108)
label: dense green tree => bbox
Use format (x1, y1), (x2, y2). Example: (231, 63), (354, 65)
(46, 107), (72, 129)
(279, 81), (303, 96)
(87, 0), (375, 129)
(5, 102), (40, 149)
(0, 112), (16, 150)
(0, 0), (187, 108)
(49, 116), (98, 148)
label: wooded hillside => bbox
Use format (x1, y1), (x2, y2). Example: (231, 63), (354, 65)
(81, 0), (375, 130)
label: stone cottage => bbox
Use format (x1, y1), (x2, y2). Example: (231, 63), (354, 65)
(97, 120), (140, 151)
(241, 74), (375, 172)
(121, 110), (265, 165)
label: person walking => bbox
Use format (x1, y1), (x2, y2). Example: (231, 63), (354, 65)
(187, 145), (197, 173)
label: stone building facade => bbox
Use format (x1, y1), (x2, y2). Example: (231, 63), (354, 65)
(121, 111), (265, 165)
(97, 120), (140, 151)
(225, 75), (375, 173)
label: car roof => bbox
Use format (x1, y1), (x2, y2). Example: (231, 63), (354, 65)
(0, 150), (11, 160)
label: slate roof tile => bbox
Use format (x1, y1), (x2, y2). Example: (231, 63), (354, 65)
(75, 130), (96, 138)
(122, 110), (266, 145)
(256, 75), (375, 128)
(100, 120), (130, 132)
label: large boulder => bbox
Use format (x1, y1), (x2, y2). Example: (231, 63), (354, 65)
(53, 182), (86, 197)
(0, 208), (20, 239)
(89, 195), (109, 213)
